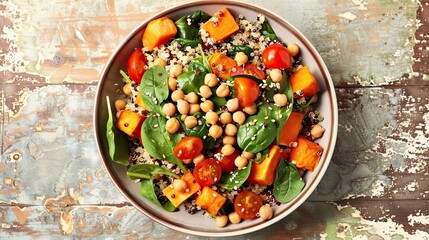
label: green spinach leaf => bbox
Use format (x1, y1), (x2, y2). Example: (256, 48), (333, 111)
(140, 116), (186, 173)
(254, 148), (270, 164)
(177, 56), (210, 94)
(180, 113), (215, 149)
(173, 10), (211, 47)
(127, 164), (180, 180)
(261, 20), (278, 40)
(140, 178), (176, 212)
(273, 160), (305, 203)
(227, 45), (253, 58)
(105, 96), (129, 165)
(219, 160), (252, 190)
(139, 65), (169, 112)
(237, 114), (277, 153)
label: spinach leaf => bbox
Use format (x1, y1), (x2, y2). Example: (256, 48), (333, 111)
(139, 65), (169, 112)
(105, 96), (129, 165)
(177, 56), (210, 94)
(173, 38), (201, 48)
(140, 178), (176, 212)
(209, 89), (227, 110)
(174, 10), (211, 47)
(227, 45), (253, 58)
(254, 147), (270, 164)
(237, 114), (277, 153)
(219, 160), (252, 190)
(261, 20), (278, 40)
(127, 164), (180, 180)
(273, 160), (305, 203)
(198, 44), (212, 73)
(180, 113), (215, 149)
(141, 116), (186, 173)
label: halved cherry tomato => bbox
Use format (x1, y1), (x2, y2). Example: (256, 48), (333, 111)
(262, 43), (291, 69)
(230, 64), (266, 80)
(127, 48), (147, 84)
(173, 136), (203, 160)
(234, 191), (263, 220)
(234, 77), (260, 107)
(214, 147), (239, 172)
(193, 159), (222, 186)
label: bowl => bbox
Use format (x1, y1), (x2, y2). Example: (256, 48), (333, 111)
(94, 0), (337, 237)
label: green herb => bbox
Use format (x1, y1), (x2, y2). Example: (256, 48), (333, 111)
(273, 160), (305, 203)
(173, 10), (211, 47)
(105, 96), (129, 165)
(219, 160), (252, 190)
(139, 65), (169, 112)
(140, 116), (186, 173)
(237, 114), (277, 153)
(177, 56), (210, 94)
(119, 70), (132, 84)
(227, 45), (253, 58)
(127, 164), (180, 180)
(261, 20), (278, 40)
(180, 113), (215, 149)
(140, 178), (176, 212)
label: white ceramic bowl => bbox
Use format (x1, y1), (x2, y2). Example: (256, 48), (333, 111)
(94, 0), (338, 237)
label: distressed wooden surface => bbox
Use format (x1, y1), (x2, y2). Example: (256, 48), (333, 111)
(1, 0), (428, 239)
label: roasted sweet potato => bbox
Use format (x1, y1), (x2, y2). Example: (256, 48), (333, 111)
(247, 145), (281, 185)
(201, 8), (239, 43)
(208, 52), (237, 80)
(289, 136), (323, 171)
(195, 186), (226, 216)
(289, 66), (320, 98)
(162, 172), (201, 208)
(116, 110), (146, 138)
(135, 92), (148, 110)
(142, 17), (177, 52)
(278, 112), (305, 146)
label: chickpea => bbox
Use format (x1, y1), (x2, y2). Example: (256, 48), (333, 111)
(200, 100), (214, 112)
(168, 77), (177, 91)
(185, 92), (199, 104)
(173, 179), (187, 192)
(182, 158), (193, 164)
(219, 112), (232, 125)
(162, 103), (176, 116)
(193, 154), (205, 165)
(165, 118), (180, 134)
(269, 69), (283, 83)
(169, 64), (183, 77)
(243, 103), (257, 115)
(232, 111), (246, 125)
(287, 43), (300, 57)
(221, 144), (235, 156)
(259, 205), (273, 220)
(228, 212), (241, 224)
(171, 89), (185, 102)
(273, 93), (288, 107)
(234, 156), (248, 169)
(154, 58), (167, 67)
(222, 136), (236, 145)
(189, 103), (200, 115)
(216, 83), (230, 97)
(205, 111), (219, 125)
(177, 99), (190, 115)
(204, 73), (219, 87)
(123, 83), (132, 96)
(235, 52), (248, 66)
(215, 215), (228, 228)
(242, 151), (254, 160)
(224, 123), (237, 136)
(311, 124), (325, 139)
(209, 125), (223, 139)
(114, 99), (126, 111)
(184, 116), (198, 129)
(226, 98), (239, 112)
(199, 85), (213, 99)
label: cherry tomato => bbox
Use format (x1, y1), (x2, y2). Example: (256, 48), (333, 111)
(234, 77), (260, 107)
(214, 147), (239, 172)
(230, 64), (266, 80)
(193, 159), (222, 186)
(262, 44), (291, 69)
(173, 136), (203, 160)
(279, 148), (289, 160)
(234, 191), (263, 220)
(127, 48), (147, 83)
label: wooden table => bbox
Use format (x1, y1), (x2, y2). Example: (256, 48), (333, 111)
(1, 0), (428, 239)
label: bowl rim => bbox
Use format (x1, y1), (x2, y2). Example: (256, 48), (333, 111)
(94, 0), (338, 237)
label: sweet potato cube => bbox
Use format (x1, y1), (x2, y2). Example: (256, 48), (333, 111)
(201, 8), (239, 43)
(162, 172), (201, 208)
(135, 92), (148, 110)
(208, 52), (237, 80)
(247, 145), (281, 185)
(289, 66), (320, 98)
(195, 186), (226, 216)
(142, 17), (177, 52)
(278, 112), (305, 146)
(289, 137), (323, 171)
(116, 110), (146, 138)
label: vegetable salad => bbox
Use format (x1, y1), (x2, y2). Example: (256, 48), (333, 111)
(106, 8), (325, 227)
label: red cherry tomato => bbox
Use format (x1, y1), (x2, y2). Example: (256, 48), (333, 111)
(127, 48), (147, 83)
(234, 191), (263, 220)
(214, 147), (239, 172)
(234, 77), (260, 107)
(279, 148), (289, 160)
(173, 136), (203, 160)
(262, 44), (291, 69)
(193, 159), (222, 186)
(230, 64), (266, 80)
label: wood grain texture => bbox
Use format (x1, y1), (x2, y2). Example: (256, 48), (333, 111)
(1, 0), (428, 239)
